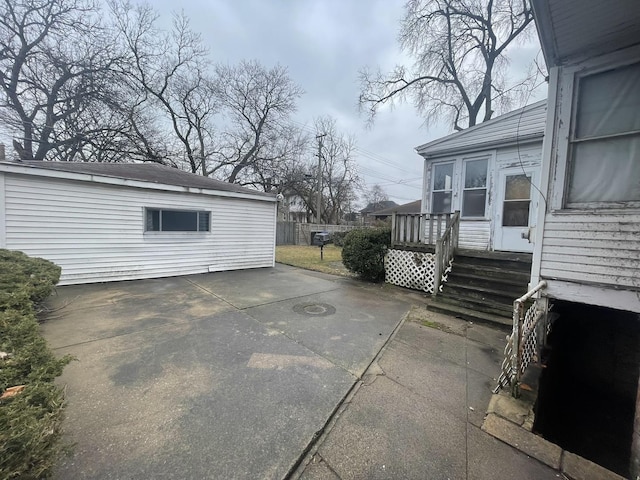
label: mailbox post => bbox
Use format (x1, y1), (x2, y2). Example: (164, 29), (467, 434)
(312, 231), (332, 260)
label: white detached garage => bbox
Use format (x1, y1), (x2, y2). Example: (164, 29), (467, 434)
(0, 161), (277, 285)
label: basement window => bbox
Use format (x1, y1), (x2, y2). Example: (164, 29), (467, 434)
(145, 209), (210, 232)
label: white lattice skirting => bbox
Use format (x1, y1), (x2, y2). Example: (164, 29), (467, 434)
(385, 249), (436, 294)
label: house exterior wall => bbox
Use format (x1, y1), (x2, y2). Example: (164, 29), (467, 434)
(531, 45), (640, 313)
(422, 142), (542, 251)
(0, 172), (276, 285)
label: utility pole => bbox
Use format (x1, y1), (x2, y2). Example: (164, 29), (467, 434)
(315, 133), (326, 224)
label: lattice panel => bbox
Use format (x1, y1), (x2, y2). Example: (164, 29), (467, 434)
(520, 302), (541, 374)
(385, 249), (436, 293)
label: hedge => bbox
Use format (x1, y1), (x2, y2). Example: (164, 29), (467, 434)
(341, 227), (391, 282)
(0, 250), (72, 480)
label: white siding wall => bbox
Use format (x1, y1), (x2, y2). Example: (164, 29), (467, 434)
(540, 213), (640, 290)
(2, 174), (276, 285)
(459, 221), (491, 250)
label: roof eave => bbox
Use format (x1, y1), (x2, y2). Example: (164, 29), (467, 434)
(418, 132), (544, 161)
(0, 162), (276, 202)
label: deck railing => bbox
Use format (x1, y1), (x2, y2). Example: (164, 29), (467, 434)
(494, 281), (548, 398)
(390, 212), (458, 247)
(433, 211), (460, 294)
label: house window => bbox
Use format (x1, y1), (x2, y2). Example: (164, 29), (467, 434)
(567, 61), (640, 206)
(145, 209), (210, 232)
(431, 162), (453, 213)
(462, 158), (488, 217)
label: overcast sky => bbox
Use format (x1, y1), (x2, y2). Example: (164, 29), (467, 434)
(150, 0), (457, 205)
(3, 0), (545, 206)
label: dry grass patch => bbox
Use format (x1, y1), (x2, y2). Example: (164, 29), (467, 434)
(275, 245), (353, 277)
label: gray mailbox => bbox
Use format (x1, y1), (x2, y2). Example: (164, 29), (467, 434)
(312, 231), (332, 246)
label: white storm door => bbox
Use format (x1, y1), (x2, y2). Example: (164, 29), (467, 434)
(494, 169), (537, 252)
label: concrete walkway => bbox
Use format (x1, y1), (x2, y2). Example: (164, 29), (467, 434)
(41, 265), (561, 479)
(293, 307), (561, 480)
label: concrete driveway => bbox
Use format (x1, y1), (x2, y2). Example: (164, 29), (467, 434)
(41, 265), (410, 479)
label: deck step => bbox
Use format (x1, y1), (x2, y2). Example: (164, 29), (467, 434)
(428, 302), (512, 328)
(428, 249), (532, 328)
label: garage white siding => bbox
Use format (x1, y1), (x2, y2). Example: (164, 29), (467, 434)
(2, 173), (275, 285)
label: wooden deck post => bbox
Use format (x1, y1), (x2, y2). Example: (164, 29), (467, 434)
(433, 239), (443, 296)
(391, 212), (397, 246)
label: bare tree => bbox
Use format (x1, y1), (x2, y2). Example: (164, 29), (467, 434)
(211, 60), (304, 187)
(359, 0), (536, 130)
(364, 184), (390, 208)
(0, 0), (128, 160)
(112, 2), (218, 173)
(315, 116), (360, 223)
(280, 116), (360, 223)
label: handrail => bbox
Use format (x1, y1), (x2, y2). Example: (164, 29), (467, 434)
(494, 280), (548, 398)
(433, 211), (460, 295)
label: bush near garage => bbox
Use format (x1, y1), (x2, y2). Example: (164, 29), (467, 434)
(341, 227), (391, 282)
(0, 249), (72, 480)
(332, 231), (349, 247)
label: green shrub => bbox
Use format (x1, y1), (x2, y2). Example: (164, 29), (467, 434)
(0, 249), (71, 480)
(341, 227), (391, 282)
(332, 231), (349, 247)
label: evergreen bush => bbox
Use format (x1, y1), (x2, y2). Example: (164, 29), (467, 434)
(332, 231), (349, 247)
(0, 249), (71, 480)
(341, 227), (391, 282)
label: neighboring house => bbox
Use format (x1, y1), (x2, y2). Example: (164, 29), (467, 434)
(0, 161), (277, 285)
(417, 100), (546, 252)
(359, 200), (398, 224)
(280, 193), (309, 223)
(369, 199), (421, 221)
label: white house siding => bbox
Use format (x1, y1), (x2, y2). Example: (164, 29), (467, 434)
(2, 173), (275, 285)
(458, 221), (491, 250)
(540, 212), (640, 290)
(494, 144), (542, 171)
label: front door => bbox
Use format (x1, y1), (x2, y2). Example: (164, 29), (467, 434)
(494, 168), (537, 252)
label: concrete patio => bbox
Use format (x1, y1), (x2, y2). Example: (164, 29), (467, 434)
(41, 264), (570, 479)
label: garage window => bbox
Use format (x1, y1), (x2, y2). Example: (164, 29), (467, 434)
(145, 209), (210, 232)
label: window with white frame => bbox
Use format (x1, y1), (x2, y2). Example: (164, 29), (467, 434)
(431, 162), (453, 213)
(567, 61), (640, 207)
(145, 208), (210, 232)
(462, 158), (488, 217)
